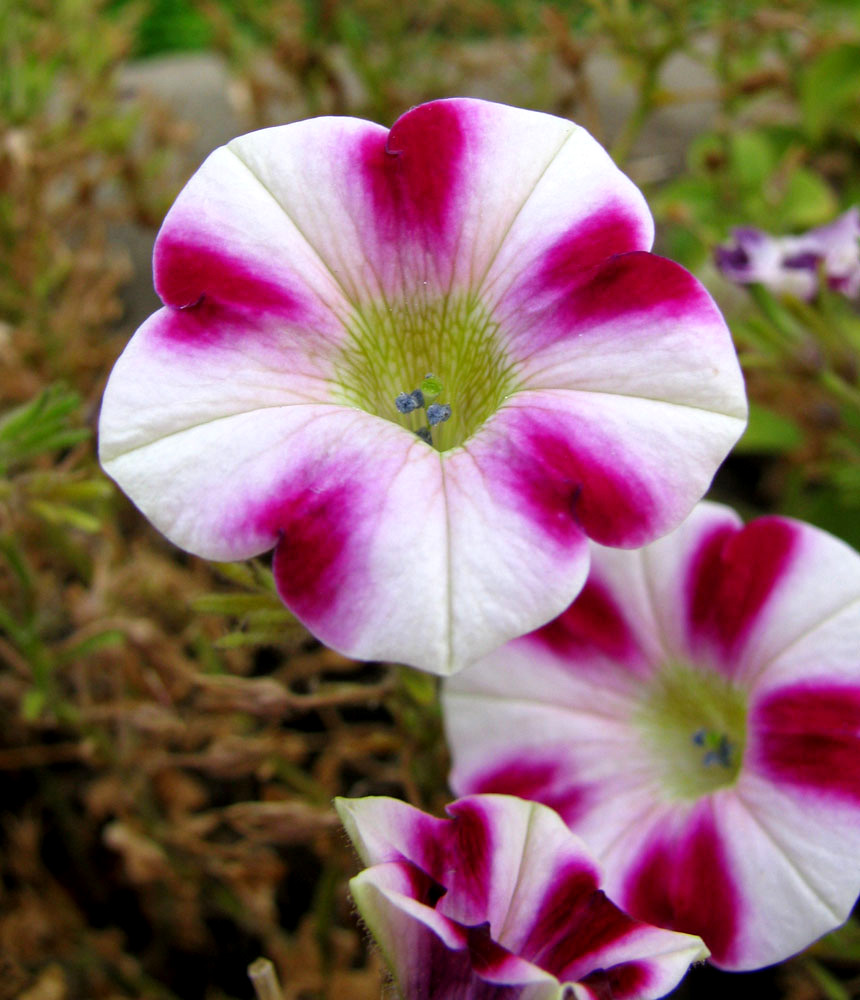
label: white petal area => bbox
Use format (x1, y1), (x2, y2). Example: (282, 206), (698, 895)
(445, 638), (649, 817)
(153, 138), (356, 319)
(225, 115), (398, 302)
(102, 397), (463, 669)
(505, 255), (747, 421)
(606, 502), (743, 663)
(716, 774), (860, 968)
(99, 306), (340, 464)
(742, 523), (860, 692)
(476, 122), (653, 309)
(440, 443), (591, 672)
(103, 350), (606, 674)
(335, 796), (446, 870)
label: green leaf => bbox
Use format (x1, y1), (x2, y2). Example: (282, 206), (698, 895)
(777, 168), (838, 229)
(729, 131), (776, 191)
(0, 384), (88, 473)
(214, 630), (291, 649)
(21, 688), (45, 722)
(398, 666), (439, 708)
(192, 592), (284, 616)
(212, 561), (258, 588)
(29, 501), (102, 533)
(58, 629), (125, 663)
(801, 44), (860, 139)
(734, 403), (803, 454)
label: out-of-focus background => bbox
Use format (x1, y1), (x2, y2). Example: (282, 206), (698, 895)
(4, 1), (860, 997)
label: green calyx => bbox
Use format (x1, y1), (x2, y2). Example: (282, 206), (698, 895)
(333, 293), (519, 452)
(635, 661), (748, 799)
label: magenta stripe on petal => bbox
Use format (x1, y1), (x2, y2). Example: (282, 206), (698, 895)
(535, 891), (643, 981)
(155, 238), (310, 319)
(441, 798), (494, 921)
(361, 100), (465, 242)
(563, 253), (707, 330)
(686, 517), (799, 664)
(265, 474), (366, 646)
(529, 577), (643, 665)
(622, 807), (740, 966)
(536, 205), (651, 294)
(461, 757), (590, 826)
(511, 252), (714, 354)
(580, 962), (651, 1000)
(467, 923), (522, 977)
(524, 870), (638, 977)
(753, 683), (860, 803)
(494, 410), (658, 548)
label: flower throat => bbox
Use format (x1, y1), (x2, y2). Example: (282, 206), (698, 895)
(333, 294), (519, 451)
(635, 661), (748, 799)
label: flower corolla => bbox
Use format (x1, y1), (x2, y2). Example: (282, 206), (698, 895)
(445, 501), (860, 969)
(715, 208), (860, 300)
(99, 99), (746, 675)
(336, 793), (708, 999)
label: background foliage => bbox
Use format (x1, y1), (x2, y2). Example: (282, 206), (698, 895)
(3, 1), (860, 997)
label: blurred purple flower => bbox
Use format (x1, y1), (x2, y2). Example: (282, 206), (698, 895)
(715, 208), (860, 300)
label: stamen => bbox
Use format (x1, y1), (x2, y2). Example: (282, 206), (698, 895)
(416, 427), (432, 444)
(692, 728), (734, 769)
(427, 403), (452, 426)
(395, 389), (425, 414)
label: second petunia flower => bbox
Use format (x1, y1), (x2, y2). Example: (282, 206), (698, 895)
(99, 99), (747, 675)
(445, 501), (860, 969)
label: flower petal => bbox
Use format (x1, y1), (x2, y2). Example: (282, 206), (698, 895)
(615, 770), (860, 970)
(474, 391), (742, 550)
(341, 798), (706, 998)
(152, 140), (355, 323)
(610, 797), (745, 969)
(439, 443), (592, 671)
(220, 99), (650, 305)
(349, 861), (561, 1000)
(335, 795), (449, 872)
(681, 510), (860, 685)
(752, 682), (860, 803)
(101, 311), (598, 674)
(501, 253), (746, 421)
(444, 625), (652, 835)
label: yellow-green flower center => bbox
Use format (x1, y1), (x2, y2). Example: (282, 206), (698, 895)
(635, 662), (748, 799)
(333, 294), (519, 451)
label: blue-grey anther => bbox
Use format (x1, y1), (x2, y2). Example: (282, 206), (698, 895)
(395, 389), (424, 414)
(416, 427), (432, 444)
(427, 403), (452, 426)
(693, 729), (733, 768)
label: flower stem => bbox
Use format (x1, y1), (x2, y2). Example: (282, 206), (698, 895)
(248, 958), (283, 1000)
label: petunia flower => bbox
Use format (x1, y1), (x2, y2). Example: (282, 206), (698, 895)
(335, 793), (708, 999)
(445, 501), (860, 969)
(99, 98), (746, 675)
(714, 208), (860, 300)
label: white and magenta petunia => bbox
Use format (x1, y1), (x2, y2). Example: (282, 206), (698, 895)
(99, 98), (747, 675)
(336, 793), (708, 999)
(445, 501), (860, 969)
(715, 208), (860, 300)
